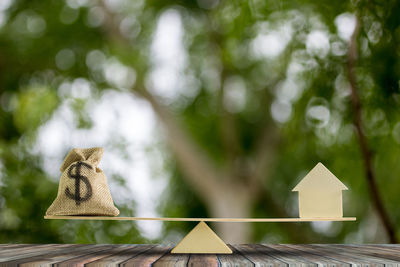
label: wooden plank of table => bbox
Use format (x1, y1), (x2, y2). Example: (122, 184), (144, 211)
(1, 245), (109, 267)
(0, 244), (34, 250)
(330, 244), (400, 262)
(234, 244), (280, 266)
(0, 244), (67, 257)
(0, 244), (76, 263)
(0, 244), (20, 248)
(217, 245), (254, 266)
(187, 253), (219, 267)
(272, 244), (347, 266)
(19, 244), (130, 267)
(152, 251), (190, 267)
(44, 216), (356, 222)
(234, 244), (287, 266)
(358, 244), (400, 259)
(307, 245), (385, 266)
(283, 244), (351, 266)
(360, 244), (400, 253)
(118, 245), (171, 267)
(2, 244), (400, 266)
(0, 244), (29, 248)
(322, 244), (400, 265)
(303, 244), (384, 266)
(255, 244), (315, 266)
(0, 245), (36, 256)
(374, 244), (400, 249)
(84, 245), (155, 267)
(52, 244), (134, 267)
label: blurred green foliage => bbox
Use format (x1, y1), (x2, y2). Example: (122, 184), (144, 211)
(0, 0), (399, 244)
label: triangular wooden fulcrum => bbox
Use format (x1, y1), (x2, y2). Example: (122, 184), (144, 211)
(171, 221), (232, 254)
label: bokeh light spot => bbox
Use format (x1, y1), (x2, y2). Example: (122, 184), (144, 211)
(306, 97), (330, 128)
(55, 49), (76, 70)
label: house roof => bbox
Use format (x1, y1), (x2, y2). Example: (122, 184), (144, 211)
(292, 162), (348, 192)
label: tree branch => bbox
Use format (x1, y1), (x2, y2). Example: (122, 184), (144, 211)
(347, 16), (398, 243)
(247, 75), (284, 196)
(217, 70), (242, 175)
(249, 125), (280, 196)
(208, 26), (243, 177)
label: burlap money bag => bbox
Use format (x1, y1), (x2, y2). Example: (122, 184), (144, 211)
(46, 147), (119, 216)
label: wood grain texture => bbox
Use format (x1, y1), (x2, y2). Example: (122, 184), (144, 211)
(53, 245), (129, 267)
(187, 254), (219, 267)
(85, 245), (153, 267)
(152, 252), (189, 267)
(306, 244), (386, 266)
(255, 244), (314, 266)
(329, 244), (400, 263)
(119, 245), (170, 267)
(271, 244), (342, 266)
(0, 244), (67, 258)
(0, 244), (34, 250)
(19, 244), (118, 267)
(1, 244), (400, 266)
(283, 244), (351, 266)
(0, 244), (78, 263)
(234, 244), (287, 266)
(217, 245), (254, 267)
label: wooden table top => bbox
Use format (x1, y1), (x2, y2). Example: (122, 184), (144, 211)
(0, 244), (399, 266)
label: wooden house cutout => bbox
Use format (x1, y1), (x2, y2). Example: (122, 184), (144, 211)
(292, 162), (348, 218)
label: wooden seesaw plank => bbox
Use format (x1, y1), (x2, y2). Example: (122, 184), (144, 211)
(44, 216), (356, 222)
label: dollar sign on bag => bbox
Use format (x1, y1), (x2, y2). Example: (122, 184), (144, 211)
(65, 161), (93, 205)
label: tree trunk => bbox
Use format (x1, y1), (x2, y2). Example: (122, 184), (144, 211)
(207, 183), (253, 244)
